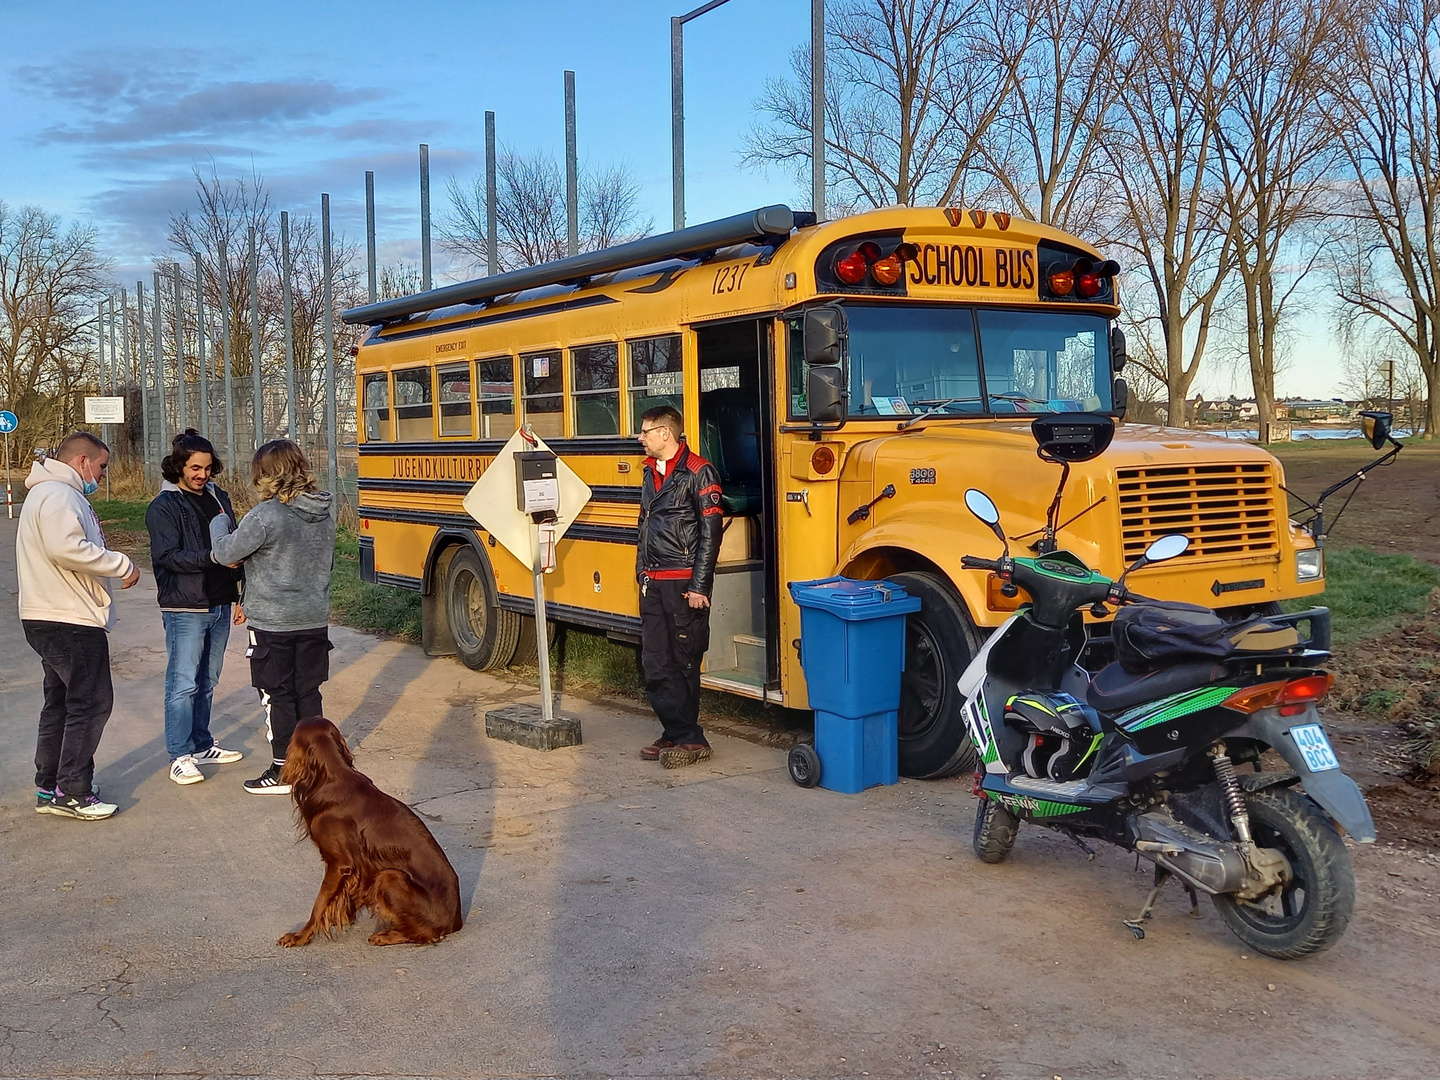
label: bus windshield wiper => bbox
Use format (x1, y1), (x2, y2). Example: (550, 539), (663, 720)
(898, 398), (972, 431)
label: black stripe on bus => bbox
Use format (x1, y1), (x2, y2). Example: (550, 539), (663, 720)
(373, 294), (620, 344)
(358, 505), (637, 545)
(495, 594), (642, 638)
(375, 571), (423, 591)
(355, 477), (642, 504)
(358, 436), (640, 457)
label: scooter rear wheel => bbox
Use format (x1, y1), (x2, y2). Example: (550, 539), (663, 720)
(973, 795), (1019, 863)
(1212, 786), (1354, 960)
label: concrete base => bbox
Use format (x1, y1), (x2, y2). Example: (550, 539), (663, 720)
(484, 702), (581, 750)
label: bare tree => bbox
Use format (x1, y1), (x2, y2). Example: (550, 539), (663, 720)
(440, 149), (651, 274)
(1211, 0), (1354, 434)
(745, 0), (1026, 211)
(1327, 0), (1439, 439)
(0, 202), (108, 450)
(979, 0), (1133, 234)
(1106, 0), (1237, 425)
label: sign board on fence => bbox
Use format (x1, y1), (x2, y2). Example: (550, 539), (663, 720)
(84, 397), (125, 424)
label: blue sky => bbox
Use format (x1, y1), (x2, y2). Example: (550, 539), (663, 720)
(3, 0), (810, 276)
(3, 0), (1345, 398)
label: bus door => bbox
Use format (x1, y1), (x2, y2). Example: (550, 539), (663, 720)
(693, 318), (778, 698)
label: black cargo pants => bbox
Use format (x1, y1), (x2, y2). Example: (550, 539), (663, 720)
(639, 576), (710, 746)
(247, 626), (332, 765)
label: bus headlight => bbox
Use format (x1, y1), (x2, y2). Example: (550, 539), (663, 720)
(1296, 549), (1323, 581)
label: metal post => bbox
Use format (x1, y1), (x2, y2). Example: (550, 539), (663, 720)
(420, 143), (432, 291)
(812, 0), (826, 218)
(137, 280), (151, 484)
(118, 287), (131, 387)
(3, 430), (10, 520)
(106, 296), (117, 393)
(195, 254), (209, 439)
(322, 193), (338, 494)
(173, 263), (188, 432)
(153, 270), (165, 440)
(671, 16), (685, 231)
(219, 236), (235, 460)
(249, 226), (262, 448)
(282, 211), (297, 441)
(565, 70), (579, 257)
(485, 110), (498, 276)
(365, 170), (378, 304)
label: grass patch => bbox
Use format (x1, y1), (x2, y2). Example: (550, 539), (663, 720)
(329, 525), (422, 642)
(1285, 546), (1440, 644)
(91, 498), (150, 532)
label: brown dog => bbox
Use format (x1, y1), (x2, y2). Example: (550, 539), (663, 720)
(277, 717), (463, 947)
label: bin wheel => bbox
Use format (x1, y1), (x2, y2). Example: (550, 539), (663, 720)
(788, 744), (821, 788)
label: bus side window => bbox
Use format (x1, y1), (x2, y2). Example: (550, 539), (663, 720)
(393, 367), (434, 441)
(786, 317), (806, 419)
(362, 372), (391, 442)
(572, 343), (620, 436)
(521, 350), (563, 438)
(628, 334), (684, 433)
(437, 362), (473, 437)
(478, 356), (518, 439)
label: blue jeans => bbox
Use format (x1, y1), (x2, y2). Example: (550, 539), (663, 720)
(162, 607), (232, 760)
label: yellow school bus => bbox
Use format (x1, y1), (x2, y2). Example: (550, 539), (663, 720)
(341, 205), (1324, 778)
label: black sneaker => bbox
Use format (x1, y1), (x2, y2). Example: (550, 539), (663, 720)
(243, 765), (292, 796)
(48, 792), (118, 820)
(36, 787), (55, 814)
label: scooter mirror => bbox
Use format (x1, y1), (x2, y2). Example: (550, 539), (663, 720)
(964, 488), (1000, 526)
(1359, 410), (1392, 450)
(1144, 534), (1190, 564)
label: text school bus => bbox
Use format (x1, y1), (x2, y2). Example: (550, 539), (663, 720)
(341, 205), (1325, 779)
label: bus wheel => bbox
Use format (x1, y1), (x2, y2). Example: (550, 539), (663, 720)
(888, 571), (981, 780)
(510, 615), (557, 667)
(445, 546), (520, 671)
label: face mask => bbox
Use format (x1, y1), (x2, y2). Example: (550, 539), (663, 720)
(79, 462), (99, 497)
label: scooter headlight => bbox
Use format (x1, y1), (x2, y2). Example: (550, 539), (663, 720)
(1296, 549), (1323, 582)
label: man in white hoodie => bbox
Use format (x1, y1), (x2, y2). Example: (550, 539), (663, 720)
(17, 431), (140, 821)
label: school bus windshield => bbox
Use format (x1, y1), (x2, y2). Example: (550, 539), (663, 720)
(823, 304), (1113, 418)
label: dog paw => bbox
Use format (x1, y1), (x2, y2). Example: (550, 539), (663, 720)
(367, 929), (411, 946)
(277, 931), (310, 948)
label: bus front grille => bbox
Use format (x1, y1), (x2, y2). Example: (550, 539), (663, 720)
(1115, 462), (1279, 562)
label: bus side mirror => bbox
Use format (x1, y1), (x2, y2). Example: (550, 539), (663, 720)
(807, 366), (847, 423)
(1112, 377), (1129, 421)
(803, 305), (847, 366)
(1110, 326), (1127, 372)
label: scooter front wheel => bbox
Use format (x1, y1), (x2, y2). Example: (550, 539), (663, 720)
(973, 795), (1019, 863)
(1212, 786), (1355, 960)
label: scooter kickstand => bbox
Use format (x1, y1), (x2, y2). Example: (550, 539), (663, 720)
(1183, 882), (1202, 919)
(1123, 867), (1172, 940)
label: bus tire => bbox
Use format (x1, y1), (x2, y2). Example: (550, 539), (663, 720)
(445, 546), (520, 671)
(888, 571), (981, 780)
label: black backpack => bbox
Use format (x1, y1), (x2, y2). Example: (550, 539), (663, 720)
(1112, 602), (1301, 674)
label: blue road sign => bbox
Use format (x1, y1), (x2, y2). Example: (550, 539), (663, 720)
(0, 411), (17, 433)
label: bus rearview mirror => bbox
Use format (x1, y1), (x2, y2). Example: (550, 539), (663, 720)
(807, 366), (846, 423)
(803, 305), (847, 365)
(1110, 326), (1127, 372)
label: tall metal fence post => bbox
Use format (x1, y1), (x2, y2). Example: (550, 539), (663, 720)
(219, 236), (235, 460)
(195, 254), (209, 439)
(137, 279), (151, 485)
(485, 111), (498, 276)
(96, 300), (107, 451)
(173, 264), (188, 432)
(565, 70), (578, 257)
(420, 143), (432, 291)
(322, 193), (338, 496)
(281, 211), (297, 441)
(249, 226), (262, 449)
(366, 171), (378, 304)
(812, 0), (825, 219)
(153, 270), (166, 443)
(118, 288), (132, 463)
(671, 16), (685, 230)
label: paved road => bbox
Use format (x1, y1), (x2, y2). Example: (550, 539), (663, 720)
(2, 515), (1438, 1080)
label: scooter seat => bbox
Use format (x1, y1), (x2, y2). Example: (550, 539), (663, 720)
(1086, 659), (1226, 714)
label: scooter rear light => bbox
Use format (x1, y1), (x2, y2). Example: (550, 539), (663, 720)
(1224, 673), (1334, 714)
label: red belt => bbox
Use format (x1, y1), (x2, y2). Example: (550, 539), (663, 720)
(643, 568), (694, 580)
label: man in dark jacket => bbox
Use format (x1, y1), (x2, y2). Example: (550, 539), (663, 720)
(145, 430), (246, 786)
(635, 405), (724, 768)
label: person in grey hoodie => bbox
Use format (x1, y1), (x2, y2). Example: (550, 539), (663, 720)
(210, 439), (336, 795)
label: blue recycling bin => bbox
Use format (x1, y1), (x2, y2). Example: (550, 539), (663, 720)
(788, 577), (921, 793)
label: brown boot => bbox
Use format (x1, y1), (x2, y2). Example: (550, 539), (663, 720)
(659, 743), (712, 769)
(640, 739), (675, 761)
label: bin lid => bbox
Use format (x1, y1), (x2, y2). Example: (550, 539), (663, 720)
(787, 576), (922, 619)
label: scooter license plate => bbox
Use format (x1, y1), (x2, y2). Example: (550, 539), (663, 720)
(1290, 723), (1340, 772)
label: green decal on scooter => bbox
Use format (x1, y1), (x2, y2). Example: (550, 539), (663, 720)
(991, 791), (1087, 817)
(1118, 685), (1235, 732)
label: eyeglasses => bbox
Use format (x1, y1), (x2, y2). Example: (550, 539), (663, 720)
(637, 426), (663, 437)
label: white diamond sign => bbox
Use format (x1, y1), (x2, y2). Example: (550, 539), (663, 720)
(462, 427), (592, 569)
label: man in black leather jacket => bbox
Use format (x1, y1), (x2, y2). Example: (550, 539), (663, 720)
(635, 406), (723, 768)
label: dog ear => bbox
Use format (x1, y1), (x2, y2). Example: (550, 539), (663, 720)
(326, 721), (355, 768)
